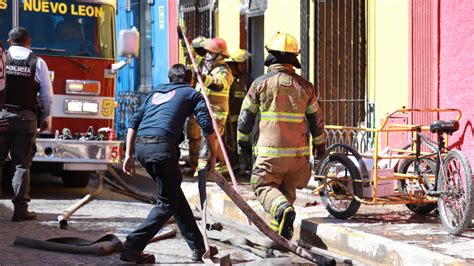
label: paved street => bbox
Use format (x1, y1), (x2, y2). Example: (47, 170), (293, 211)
(0, 170), (308, 265)
(1, 164), (473, 264)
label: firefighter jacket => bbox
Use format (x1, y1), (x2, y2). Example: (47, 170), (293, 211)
(196, 58), (233, 122)
(229, 73), (254, 123)
(238, 64), (325, 157)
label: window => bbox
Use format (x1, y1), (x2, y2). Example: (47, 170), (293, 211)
(18, 0), (115, 58)
(0, 0), (12, 46)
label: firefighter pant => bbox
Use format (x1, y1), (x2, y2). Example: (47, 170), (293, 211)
(124, 141), (204, 252)
(251, 156), (311, 213)
(186, 115), (202, 168)
(0, 109), (37, 215)
(196, 119), (226, 174)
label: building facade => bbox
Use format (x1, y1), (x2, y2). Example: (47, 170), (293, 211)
(115, 0), (474, 169)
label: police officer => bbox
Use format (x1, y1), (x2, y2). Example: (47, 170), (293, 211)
(121, 64), (218, 263)
(0, 27), (53, 222)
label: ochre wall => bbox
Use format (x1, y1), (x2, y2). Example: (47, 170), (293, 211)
(264, 0), (301, 74)
(216, 0), (241, 54)
(439, 0), (474, 168)
(367, 0), (409, 126)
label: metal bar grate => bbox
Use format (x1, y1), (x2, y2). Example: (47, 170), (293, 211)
(314, 0), (367, 151)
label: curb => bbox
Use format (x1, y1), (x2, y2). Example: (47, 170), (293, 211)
(181, 182), (468, 265)
(300, 217), (465, 265)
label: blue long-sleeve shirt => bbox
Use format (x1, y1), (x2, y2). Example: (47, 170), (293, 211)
(128, 82), (214, 145)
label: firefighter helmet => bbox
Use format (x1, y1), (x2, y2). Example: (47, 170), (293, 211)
(203, 37), (229, 57)
(226, 49), (252, 63)
(265, 32), (300, 55)
(192, 36), (207, 49)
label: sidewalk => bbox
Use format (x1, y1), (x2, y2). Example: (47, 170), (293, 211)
(179, 175), (474, 265)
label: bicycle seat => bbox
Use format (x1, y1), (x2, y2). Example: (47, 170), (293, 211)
(430, 120), (459, 134)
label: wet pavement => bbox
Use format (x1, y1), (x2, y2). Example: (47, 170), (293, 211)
(296, 189), (474, 264)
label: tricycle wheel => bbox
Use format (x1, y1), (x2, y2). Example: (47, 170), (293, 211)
(398, 158), (437, 215)
(437, 150), (473, 236)
(319, 153), (362, 219)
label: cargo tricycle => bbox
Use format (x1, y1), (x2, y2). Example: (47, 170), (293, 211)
(314, 108), (473, 235)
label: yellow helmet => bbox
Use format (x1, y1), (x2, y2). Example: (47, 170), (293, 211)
(226, 49), (252, 63)
(265, 32), (300, 54)
(192, 36), (207, 49)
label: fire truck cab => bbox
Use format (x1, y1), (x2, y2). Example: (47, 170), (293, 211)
(0, 0), (136, 187)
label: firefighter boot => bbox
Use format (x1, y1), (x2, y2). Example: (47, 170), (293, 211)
(270, 202), (296, 240)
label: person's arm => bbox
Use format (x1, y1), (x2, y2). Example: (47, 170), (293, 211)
(127, 98), (146, 131)
(123, 128), (137, 176)
(123, 98), (147, 175)
(201, 67), (233, 92)
(237, 83), (259, 152)
(306, 92), (326, 159)
(205, 132), (217, 170)
(36, 58), (53, 132)
(192, 92), (217, 170)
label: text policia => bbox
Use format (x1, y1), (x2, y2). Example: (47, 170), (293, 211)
(0, 0), (104, 18)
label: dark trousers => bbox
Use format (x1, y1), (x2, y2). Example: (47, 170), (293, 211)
(125, 141), (205, 251)
(0, 109), (37, 214)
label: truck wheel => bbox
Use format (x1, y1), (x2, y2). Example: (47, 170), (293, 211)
(61, 171), (91, 188)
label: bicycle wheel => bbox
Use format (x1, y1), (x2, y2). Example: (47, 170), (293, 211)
(437, 150), (473, 235)
(319, 153), (362, 219)
(398, 158), (437, 215)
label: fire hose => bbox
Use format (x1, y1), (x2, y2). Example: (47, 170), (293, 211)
(178, 25), (335, 265)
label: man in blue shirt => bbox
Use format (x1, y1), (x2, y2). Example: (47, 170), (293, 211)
(120, 64), (218, 263)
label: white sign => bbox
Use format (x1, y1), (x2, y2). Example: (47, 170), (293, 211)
(159, 6), (165, 29)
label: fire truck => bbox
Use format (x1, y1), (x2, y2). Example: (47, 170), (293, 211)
(0, 0), (138, 187)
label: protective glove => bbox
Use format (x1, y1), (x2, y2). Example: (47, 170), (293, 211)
(313, 143), (326, 160)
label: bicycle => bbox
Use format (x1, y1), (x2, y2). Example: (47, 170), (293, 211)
(314, 108), (473, 235)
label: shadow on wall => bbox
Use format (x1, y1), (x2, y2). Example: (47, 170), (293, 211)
(448, 121), (473, 151)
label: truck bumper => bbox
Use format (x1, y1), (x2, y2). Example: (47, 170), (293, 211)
(34, 138), (123, 169)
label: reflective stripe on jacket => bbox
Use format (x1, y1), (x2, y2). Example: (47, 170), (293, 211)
(237, 63), (325, 158)
(196, 59), (233, 122)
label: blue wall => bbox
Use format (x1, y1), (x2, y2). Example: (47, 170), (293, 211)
(115, 0), (140, 139)
(151, 0), (169, 86)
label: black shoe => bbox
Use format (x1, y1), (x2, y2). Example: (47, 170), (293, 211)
(120, 248), (155, 264)
(191, 246), (218, 262)
(12, 211), (37, 222)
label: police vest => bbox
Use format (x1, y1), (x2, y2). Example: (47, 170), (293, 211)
(0, 41), (6, 110)
(4, 51), (40, 112)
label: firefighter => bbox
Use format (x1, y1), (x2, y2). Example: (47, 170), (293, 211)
(121, 64), (218, 263)
(183, 36), (207, 176)
(193, 37), (234, 177)
(223, 49), (254, 176)
(237, 32), (326, 240)
(0, 27), (53, 222)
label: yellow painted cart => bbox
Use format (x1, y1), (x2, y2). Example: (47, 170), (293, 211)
(313, 108), (473, 235)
